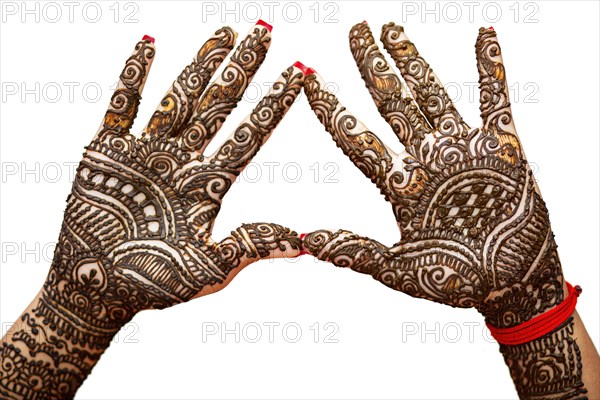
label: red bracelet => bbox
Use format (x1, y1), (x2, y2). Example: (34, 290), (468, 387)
(486, 282), (581, 346)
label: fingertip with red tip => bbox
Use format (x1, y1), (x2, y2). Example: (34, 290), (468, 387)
(142, 34), (155, 43)
(293, 61), (315, 76)
(256, 19), (273, 32)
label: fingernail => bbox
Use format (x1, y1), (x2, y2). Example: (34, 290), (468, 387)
(293, 61), (313, 76)
(362, 20), (367, 24)
(300, 233), (307, 240)
(256, 19), (273, 32)
(142, 34), (155, 43)
(488, 26), (494, 31)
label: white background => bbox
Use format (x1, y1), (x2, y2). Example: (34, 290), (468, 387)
(1, 1), (598, 399)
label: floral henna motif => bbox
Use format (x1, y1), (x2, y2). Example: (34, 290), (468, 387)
(303, 22), (584, 398)
(0, 26), (303, 399)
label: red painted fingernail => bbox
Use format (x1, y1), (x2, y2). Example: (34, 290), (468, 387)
(256, 19), (273, 32)
(362, 20), (367, 24)
(300, 233), (307, 240)
(293, 61), (312, 76)
(142, 34), (155, 43)
(306, 67), (316, 75)
(488, 26), (494, 31)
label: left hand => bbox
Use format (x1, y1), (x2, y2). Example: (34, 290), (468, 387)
(303, 22), (565, 328)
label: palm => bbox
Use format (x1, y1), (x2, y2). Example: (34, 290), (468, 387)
(303, 22), (563, 328)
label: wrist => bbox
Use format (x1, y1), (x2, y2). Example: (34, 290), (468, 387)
(36, 284), (128, 350)
(498, 312), (587, 399)
(1, 290), (118, 399)
(485, 281), (589, 398)
(485, 281), (579, 346)
(480, 277), (567, 329)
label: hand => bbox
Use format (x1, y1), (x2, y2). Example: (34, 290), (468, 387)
(303, 22), (562, 329)
(0, 22), (304, 398)
(301, 23), (597, 398)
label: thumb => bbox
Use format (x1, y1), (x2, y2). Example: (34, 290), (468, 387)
(302, 229), (390, 277)
(217, 222), (302, 268)
(303, 230), (484, 308)
(217, 223), (303, 269)
(194, 223), (302, 297)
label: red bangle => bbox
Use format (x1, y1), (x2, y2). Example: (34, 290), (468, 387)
(486, 282), (581, 346)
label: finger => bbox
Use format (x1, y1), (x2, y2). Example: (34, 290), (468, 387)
(173, 63), (305, 237)
(96, 35), (156, 140)
(349, 21), (431, 147)
(302, 230), (390, 277)
(475, 27), (517, 138)
(380, 22), (470, 137)
(141, 27), (237, 141)
(194, 223), (302, 297)
(304, 70), (396, 194)
(205, 62), (305, 174)
(180, 20), (273, 156)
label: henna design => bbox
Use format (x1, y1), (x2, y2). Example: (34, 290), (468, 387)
(305, 79), (394, 193)
(142, 27), (237, 140)
(303, 23), (583, 398)
(0, 28), (304, 399)
(500, 318), (587, 399)
(380, 22), (471, 138)
(179, 25), (272, 157)
(349, 22), (431, 148)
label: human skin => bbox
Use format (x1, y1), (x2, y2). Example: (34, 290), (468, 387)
(0, 21), (306, 399)
(0, 21), (598, 400)
(302, 21), (599, 399)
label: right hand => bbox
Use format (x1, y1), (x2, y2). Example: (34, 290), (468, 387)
(0, 21), (305, 400)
